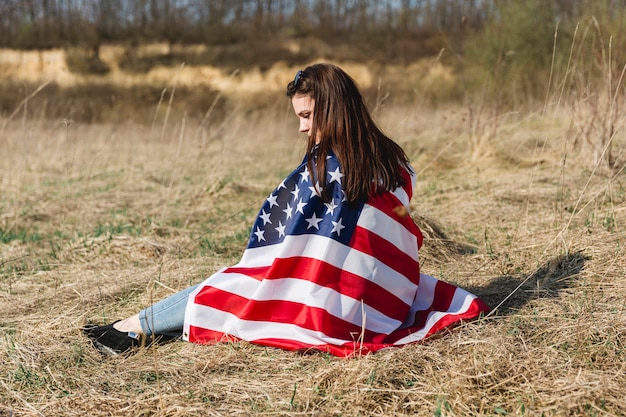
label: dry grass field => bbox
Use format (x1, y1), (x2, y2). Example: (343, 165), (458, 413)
(1, 66), (626, 416)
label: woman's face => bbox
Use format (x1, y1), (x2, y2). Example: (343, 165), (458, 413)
(291, 94), (318, 143)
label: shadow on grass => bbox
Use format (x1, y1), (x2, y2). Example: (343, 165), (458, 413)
(467, 251), (588, 316)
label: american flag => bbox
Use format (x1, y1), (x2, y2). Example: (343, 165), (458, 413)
(182, 152), (489, 357)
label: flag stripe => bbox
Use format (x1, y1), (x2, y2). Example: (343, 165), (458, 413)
(235, 233), (418, 305)
(224, 256), (410, 320)
(186, 310), (351, 347)
(357, 204), (420, 261)
(392, 298), (487, 345)
(185, 330), (384, 357)
(390, 273), (488, 344)
(351, 225), (421, 286)
(192, 273), (403, 333)
(191, 286), (395, 339)
(186, 321), (375, 357)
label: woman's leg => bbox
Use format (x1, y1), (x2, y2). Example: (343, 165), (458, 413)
(138, 283), (201, 337)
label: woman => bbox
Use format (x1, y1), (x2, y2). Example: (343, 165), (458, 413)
(83, 63), (489, 358)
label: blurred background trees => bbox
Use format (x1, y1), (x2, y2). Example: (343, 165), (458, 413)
(0, 0), (484, 51)
(1, 1), (623, 82)
(0, 0), (624, 124)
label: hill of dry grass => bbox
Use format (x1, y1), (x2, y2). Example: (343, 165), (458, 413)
(0, 45), (458, 125)
(1, 84), (625, 415)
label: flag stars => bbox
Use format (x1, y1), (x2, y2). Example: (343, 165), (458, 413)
(267, 193), (278, 208)
(259, 209), (272, 225)
(324, 199), (338, 215)
(254, 226), (265, 242)
(275, 221), (286, 238)
(291, 184), (300, 200)
(328, 167), (343, 184)
(283, 202), (293, 219)
(305, 213), (323, 230)
(296, 198), (307, 214)
(300, 167), (310, 183)
(331, 218), (345, 236)
(250, 157), (357, 248)
(309, 182), (322, 198)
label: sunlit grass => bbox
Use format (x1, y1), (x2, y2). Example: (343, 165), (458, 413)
(1, 94), (625, 416)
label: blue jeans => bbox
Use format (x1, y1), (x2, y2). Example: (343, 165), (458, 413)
(138, 283), (200, 337)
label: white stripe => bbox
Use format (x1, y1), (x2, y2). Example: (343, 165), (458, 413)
(357, 204), (419, 262)
(187, 272), (403, 333)
(236, 234), (418, 305)
(401, 272), (437, 326)
(391, 185), (411, 208)
(390, 167), (416, 208)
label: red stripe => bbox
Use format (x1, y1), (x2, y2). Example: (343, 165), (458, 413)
(187, 324), (387, 357)
(187, 326), (236, 344)
(384, 297), (490, 344)
(431, 280), (457, 310)
(249, 338), (381, 357)
(223, 256), (410, 320)
(406, 280), (456, 330)
(399, 167), (414, 200)
(420, 297), (488, 337)
(350, 225), (421, 286)
(193, 287), (384, 341)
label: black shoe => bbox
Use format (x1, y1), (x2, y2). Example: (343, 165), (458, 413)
(82, 321), (143, 356)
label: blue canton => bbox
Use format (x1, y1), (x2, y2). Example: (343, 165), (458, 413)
(247, 153), (363, 248)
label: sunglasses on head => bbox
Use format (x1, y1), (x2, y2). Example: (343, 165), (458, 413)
(293, 70), (304, 87)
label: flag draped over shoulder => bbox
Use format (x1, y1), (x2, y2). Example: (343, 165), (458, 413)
(182, 152), (489, 357)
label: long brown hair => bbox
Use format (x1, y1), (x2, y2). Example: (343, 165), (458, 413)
(286, 63), (411, 204)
